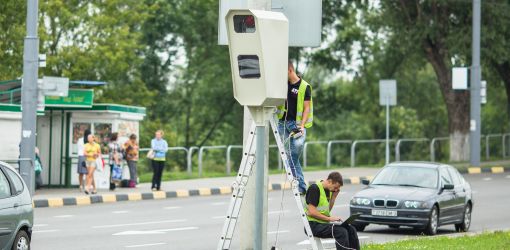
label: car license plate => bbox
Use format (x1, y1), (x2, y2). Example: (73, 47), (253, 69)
(371, 209), (397, 217)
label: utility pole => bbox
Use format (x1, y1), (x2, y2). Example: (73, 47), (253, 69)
(20, 0), (40, 195)
(470, 0), (481, 167)
(240, 2), (271, 248)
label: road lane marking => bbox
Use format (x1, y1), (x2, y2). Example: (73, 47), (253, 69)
(211, 202), (226, 206)
(297, 236), (369, 245)
(34, 224), (48, 227)
(53, 215), (74, 218)
(112, 211), (129, 214)
(483, 177), (492, 181)
(93, 219), (186, 229)
(34, 229), (59, 233)
(334, 204), (349, 208)
(114, 227), (199, 236)
(125, 243), (167, 248)
(268, 210), (290, 215)
(267, 230), (289, 235)
(163, 206), (181, 210)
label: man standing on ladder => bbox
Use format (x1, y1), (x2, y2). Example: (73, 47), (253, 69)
(277, 60), (313, 195)
(306, 172), (360, 250)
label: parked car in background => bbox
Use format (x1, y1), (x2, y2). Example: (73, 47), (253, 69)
(0, 161), (33, 250)
(350, 162), (473, 235)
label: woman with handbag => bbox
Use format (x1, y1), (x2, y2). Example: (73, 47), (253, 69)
(108, 132), (122, 191)
(150, 130), (168, 191)
(84, 134), (101, 194)
(123, 134), (139, 188)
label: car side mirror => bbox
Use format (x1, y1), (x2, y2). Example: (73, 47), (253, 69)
(361, 179), (370, 185)
(443, 184), (454, 190)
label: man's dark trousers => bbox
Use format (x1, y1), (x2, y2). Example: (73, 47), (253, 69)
(308, 221), (360, 250)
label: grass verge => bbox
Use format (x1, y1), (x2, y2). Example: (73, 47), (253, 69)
(363, 231), (510, 250)
(137, 160), (510, 183)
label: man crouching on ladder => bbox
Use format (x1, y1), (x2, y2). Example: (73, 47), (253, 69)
(305, 172), (360, 250)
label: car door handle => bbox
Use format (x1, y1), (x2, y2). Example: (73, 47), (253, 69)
(13, 203), (19, 208)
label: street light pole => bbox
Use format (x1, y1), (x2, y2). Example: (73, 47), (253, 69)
(470, 0), (481, 167)
(20, 0), (40, 195)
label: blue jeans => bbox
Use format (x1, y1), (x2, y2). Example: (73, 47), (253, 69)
(277, 120), (307, 193)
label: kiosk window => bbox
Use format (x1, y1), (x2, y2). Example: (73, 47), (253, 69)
(238, 55), (261, 79)
(233, 15), (256, 33)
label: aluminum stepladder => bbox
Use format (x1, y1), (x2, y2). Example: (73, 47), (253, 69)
(217, 114), (323, 250)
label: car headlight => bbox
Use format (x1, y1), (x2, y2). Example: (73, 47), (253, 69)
(404, 200), (427, 209)
(351, 197), (371, 206)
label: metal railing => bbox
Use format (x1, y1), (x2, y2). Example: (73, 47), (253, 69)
(326, 140), (352, 168)
(351, 139), (396, 167)
(0, 158), (33, 172)
(198, 145), (227, 177)
(430, 137), (449, 162)
(187, 146), (199, 175)
(122, 132), (510, 177)
(303, 141), (328, 168)
(226, 145), (242, 175)
(395, 138), (429, 162)
(269, 145), (282, 170)
(504, 134), (510, 158)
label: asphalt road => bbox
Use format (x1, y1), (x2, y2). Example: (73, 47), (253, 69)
(32, 173), (510, 250)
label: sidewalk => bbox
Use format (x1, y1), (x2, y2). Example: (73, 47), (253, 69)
(32, 168), (380, 208)
(32, 163), (510, 208)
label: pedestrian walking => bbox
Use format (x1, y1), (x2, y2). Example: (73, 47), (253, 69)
(276, 60), (314, 195)
(150, 130), (168, 191)
(123, 134), (139, 188)
(108, 132), (122, 190)
(77, 129), (91, 192)
(84, 134), (101, 194)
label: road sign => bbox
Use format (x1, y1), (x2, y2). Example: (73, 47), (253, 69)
(452, 67), (469, 90)
(481, 80), (486, 104)
(379, 80), (397, 106)
(218, 0), (322, 47)
(41, 76), (69, 97)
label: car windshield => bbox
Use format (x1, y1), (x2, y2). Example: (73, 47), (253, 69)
(371, 166), (438, 189)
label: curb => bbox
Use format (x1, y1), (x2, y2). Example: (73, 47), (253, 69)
(33, 175), (375, 208)
(32, 166), (509, 209)
(458, 166), (510, 174)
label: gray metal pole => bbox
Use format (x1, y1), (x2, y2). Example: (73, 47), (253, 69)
(240, 2), (271, 249)
(470, 0), (481, 167)
(254, 125), (266, 250)
(385, 101), (390, 165)
(20, 0), (40, 195)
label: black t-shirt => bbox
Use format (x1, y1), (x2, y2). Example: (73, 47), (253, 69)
(281, 78), (311, 121)
(306, 183), (330, 207)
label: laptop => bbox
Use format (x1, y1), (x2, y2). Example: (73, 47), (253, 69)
(330, 213), (361, 227)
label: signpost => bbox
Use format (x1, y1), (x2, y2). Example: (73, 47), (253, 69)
(379, 80), (397, 165)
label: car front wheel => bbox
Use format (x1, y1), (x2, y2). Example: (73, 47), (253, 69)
(424, 206), (439, 235)
(12, 230), (30, 250)
(455, 204), (472, 232)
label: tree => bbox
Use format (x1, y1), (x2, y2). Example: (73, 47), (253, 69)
(0, 1), (25, 80)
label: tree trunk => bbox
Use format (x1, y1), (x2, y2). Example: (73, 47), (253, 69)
(493, 61), (510, 117)
(423, 38), (470, 162)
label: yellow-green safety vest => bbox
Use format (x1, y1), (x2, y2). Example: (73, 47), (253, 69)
(277, 79), (314, 128)
(306, 181), (332, 224)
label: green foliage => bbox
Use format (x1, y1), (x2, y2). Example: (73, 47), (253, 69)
(2, 0), (510, 175)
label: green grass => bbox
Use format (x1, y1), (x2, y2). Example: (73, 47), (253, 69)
(363, 231), (510, 250)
